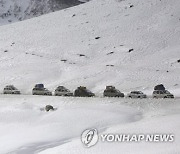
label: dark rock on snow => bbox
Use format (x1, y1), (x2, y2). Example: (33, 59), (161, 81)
(45, 105), (54, 111)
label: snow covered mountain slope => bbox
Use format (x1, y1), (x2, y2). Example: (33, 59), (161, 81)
(0, 0), (180, 96)
(0, 0), (84, 26)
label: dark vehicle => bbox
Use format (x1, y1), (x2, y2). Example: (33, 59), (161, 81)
(103, 86), (124, 97)
(3, 85), (21, 94)
(74, 86), (95, 97)
(55, 86), (73, 96)
(32, 84), (52, 96)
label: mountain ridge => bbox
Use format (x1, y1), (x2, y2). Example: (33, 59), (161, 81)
(0, 0), (85, 26)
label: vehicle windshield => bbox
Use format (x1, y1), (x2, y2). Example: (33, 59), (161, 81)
(116, 89), (120, 93)
(86, 89), (92, 93)
(12, 87), (17, 90)
(133, 91), (143, 94)
(63, 88), (70, 92)
(165, 90), (170, 94)
(57, 88), (70, 92)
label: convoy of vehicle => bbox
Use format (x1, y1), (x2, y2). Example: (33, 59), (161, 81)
(1, 84), (175, 99)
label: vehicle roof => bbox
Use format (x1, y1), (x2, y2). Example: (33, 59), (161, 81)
(78, 86), (86, 89)
(153, 90), (168, 91)
(131, 91), (142, 92)
(5, 85), (15, 87)
(56, 86), (66, 89)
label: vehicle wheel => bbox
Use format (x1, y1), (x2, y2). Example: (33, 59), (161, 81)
(138, 96), (141, 98)
(44, 93), (47, 95)
(129, 96), (132, 98)
(164, 96), (167, 98)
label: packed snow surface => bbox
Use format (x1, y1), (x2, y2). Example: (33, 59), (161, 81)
(0, 0), (180, 153)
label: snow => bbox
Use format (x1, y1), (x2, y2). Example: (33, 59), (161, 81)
(0, 0), (180, 96)
(0, 0), (180, 153)
(0, 95), (139, 153)
(0, 96), (179, 154)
